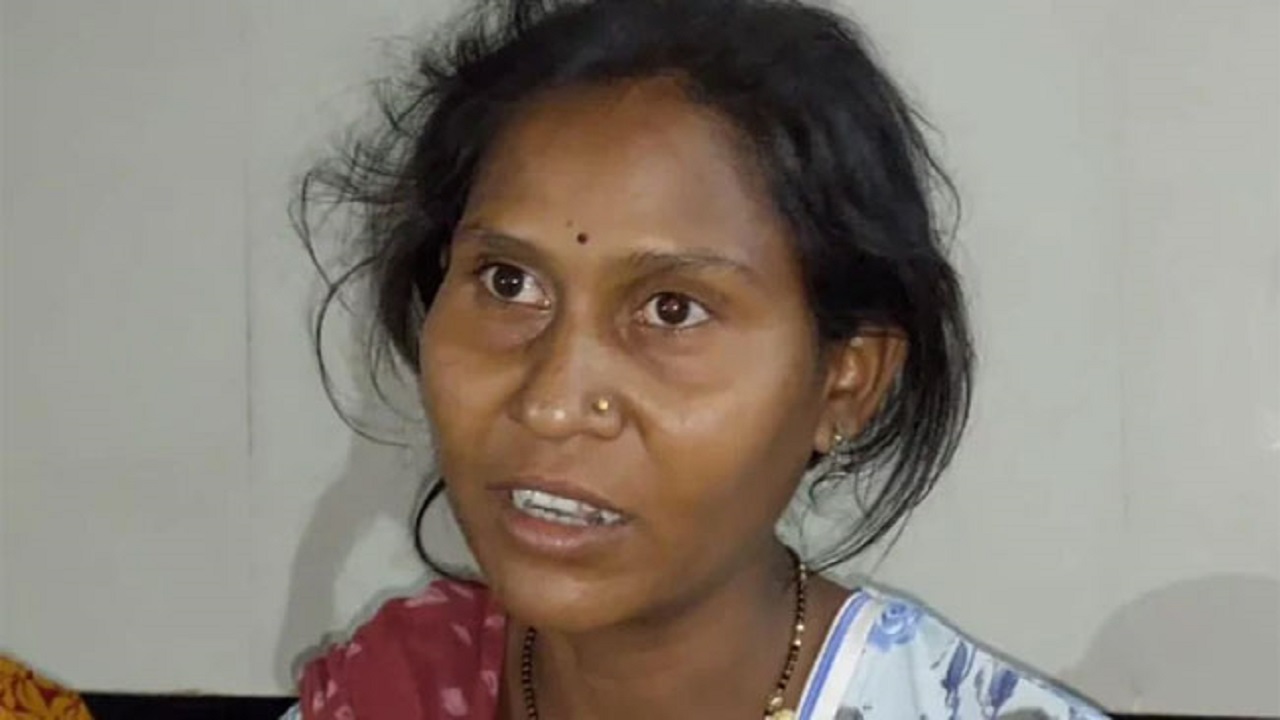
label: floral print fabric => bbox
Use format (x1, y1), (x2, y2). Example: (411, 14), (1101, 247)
(820, 587), (1108, 720)
(0, 656), (94, 720)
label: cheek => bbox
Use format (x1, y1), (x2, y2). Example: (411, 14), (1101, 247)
(418, 309), (456, 425)
(638, 349), (819, 528)
(417, 303), (511, 475)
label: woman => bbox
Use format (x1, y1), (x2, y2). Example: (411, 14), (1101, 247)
(286, 0), (1109, 717)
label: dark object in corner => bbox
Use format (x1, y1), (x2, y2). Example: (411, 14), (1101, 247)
(83, 693), (295, 720)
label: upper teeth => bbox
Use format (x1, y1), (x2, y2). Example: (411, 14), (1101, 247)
(511, 488), (623, 526)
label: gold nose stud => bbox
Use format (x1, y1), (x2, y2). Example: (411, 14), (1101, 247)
(592, 397), (612, 414)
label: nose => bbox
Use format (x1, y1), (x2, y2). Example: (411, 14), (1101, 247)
(508, 313), (623, 441)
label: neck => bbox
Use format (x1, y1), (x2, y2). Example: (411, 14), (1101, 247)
(519, 542), (803, 720)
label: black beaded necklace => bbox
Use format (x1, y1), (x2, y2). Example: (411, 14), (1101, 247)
(519, 556), (810, 720)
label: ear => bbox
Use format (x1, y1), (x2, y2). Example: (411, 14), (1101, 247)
(813, 327), (908, 454)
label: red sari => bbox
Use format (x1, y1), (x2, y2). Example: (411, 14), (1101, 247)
(298, 580), (507, 719)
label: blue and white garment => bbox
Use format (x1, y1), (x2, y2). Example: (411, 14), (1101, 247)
(282, 585), (1108, 719)
(796, 586), (1107, 719)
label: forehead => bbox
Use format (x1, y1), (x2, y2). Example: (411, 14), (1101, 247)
(465, 77), (793, 262)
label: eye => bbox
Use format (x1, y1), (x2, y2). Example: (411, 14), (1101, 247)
(638, 292), (711, 330)
(477, 263), (549, 308)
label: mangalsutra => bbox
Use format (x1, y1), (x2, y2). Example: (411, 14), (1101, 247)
(519, 553), (809, 720)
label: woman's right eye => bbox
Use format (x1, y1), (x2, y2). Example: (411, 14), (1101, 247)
(476, 263), (550, 308)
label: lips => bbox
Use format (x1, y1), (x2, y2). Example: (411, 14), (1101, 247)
(489, 477), (633, 556)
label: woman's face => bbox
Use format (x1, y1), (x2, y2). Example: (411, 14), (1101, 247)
(420, 78), (837, 630)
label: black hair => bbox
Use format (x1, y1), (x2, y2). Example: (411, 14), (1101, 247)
(295, 0), (973, 574)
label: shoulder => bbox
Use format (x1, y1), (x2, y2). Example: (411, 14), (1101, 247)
(331, 579), (498, 668)
(357, 579), (497, 643)
(834, 586), (1109, 719)
(295, 579), (505, 719)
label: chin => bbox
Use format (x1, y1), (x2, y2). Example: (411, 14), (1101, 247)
(450, 485), (652, 632)
(480, 550), (640, 633)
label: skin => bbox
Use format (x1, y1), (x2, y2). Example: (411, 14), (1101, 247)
(418, 77), (906, 720)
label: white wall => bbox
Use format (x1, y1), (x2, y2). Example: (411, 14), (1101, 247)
(2, 0), (1276, 715)
(3, 0), (257, 691)
(843, 3), (1280, 714)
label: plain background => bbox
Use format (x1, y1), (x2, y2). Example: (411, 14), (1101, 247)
(2, 0), (1277, 715)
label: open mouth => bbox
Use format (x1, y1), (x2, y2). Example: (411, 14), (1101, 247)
(509, 488), (625, 527)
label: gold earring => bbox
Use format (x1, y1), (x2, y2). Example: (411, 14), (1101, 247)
(830, 429), (847, 451)
(592, 397), (612, 414)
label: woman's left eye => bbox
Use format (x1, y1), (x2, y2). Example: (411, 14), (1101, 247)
(638, 292), (711, 330)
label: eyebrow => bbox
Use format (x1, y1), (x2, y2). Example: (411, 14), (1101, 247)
(621, 248), (762, 285)
(454, 225), (762, 285)
(452, 226), (545, 260)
